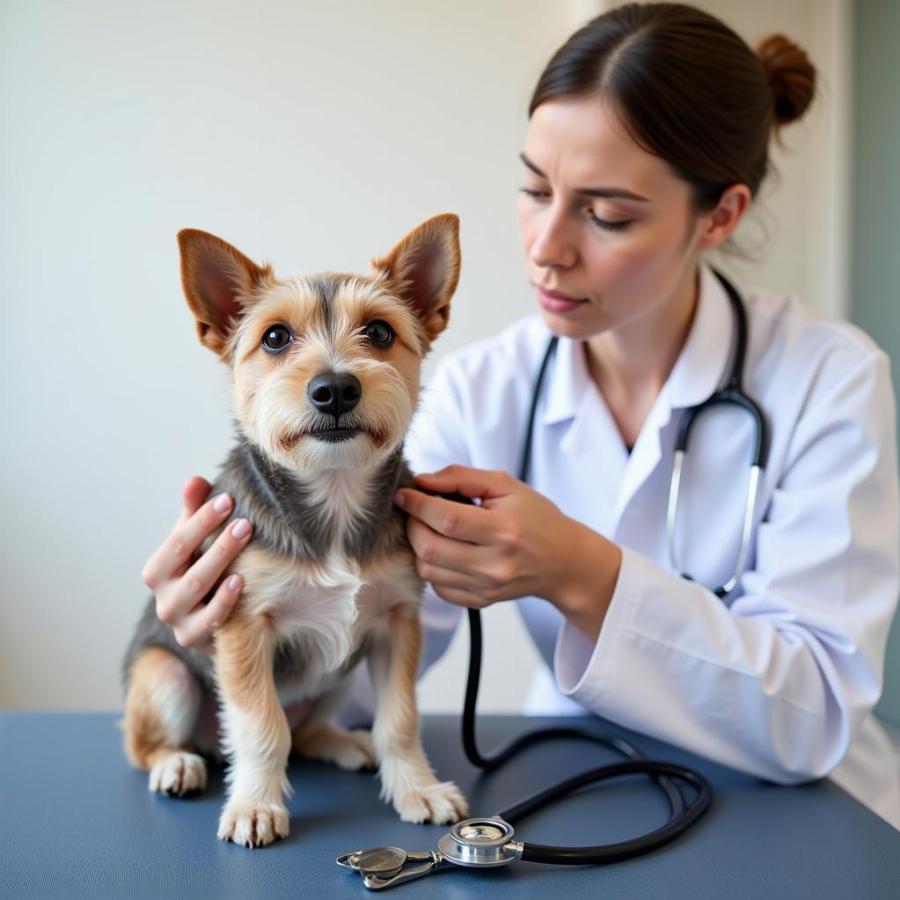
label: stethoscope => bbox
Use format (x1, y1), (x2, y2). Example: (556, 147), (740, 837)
(338, 267), (763, 890)
(665, 268), (769, 595)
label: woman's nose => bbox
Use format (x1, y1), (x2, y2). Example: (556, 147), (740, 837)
(529, 208), (576, 269)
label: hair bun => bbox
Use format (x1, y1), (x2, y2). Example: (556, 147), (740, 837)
(755, 34), (816, 127)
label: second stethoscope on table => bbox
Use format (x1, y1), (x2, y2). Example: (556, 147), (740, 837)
(337, 267), (766, 890)
(524, 265), (770, 597)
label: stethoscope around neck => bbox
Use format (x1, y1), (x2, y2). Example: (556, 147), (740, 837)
(527, 266), (770, 598)
(338, 267), (765, 889)
(666, 269), (770, 595)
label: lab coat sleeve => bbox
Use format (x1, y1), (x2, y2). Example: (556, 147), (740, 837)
(554, 351), (900, 783)
(337, 355), (470, 726)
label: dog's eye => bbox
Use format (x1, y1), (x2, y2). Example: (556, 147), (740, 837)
(365, 320), (394, 348)
(261, 325), (293, 353)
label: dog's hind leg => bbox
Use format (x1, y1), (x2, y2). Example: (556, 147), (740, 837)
(122, 646), (207, 797)
(290, 682), (377, 771)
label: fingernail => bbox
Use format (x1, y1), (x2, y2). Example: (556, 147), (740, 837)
(226, 574), (241, 591)
(393, 491), (406, 508)
(231, 518), (251, 539)
(213, 493), (231, 513)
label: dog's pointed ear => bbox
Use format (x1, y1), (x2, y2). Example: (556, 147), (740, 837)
(177, 229), (273, 357)
(371, 214), (460, 346)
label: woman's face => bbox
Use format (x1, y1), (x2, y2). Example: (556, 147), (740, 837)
(516, 95), (710, 341)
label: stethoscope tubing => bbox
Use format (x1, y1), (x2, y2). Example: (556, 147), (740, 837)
(673, 269), (769, 469)
(451, 329), (718, 862)
(462, 604), (712, 865)
(511, 762), (712, 865)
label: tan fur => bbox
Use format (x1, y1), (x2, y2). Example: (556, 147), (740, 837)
(123, 646), (202, 785)
(381, 605), (424, 750)
(371, 213), (460, 348)
(291, 722), (377, 771)
(123, 648), (176, 768)
(177, 229), (276, 358)
(215, 614), (280, 717)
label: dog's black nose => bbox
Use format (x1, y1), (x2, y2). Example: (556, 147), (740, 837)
(308, 372), (362, 419)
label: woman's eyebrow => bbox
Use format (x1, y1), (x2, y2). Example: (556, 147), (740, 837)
(519, 152), (651, 202)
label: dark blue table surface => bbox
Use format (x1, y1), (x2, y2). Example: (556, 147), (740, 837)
(1, 712), (899, 899)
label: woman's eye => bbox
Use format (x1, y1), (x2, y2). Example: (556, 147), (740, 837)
(365, 320), (395, 347)
(521, 187), (631, 231)
(261, 324), (293, 353)
(588, 211), (632, 232)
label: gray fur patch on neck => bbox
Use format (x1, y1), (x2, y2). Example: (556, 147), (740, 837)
(218, 431), (410, 565)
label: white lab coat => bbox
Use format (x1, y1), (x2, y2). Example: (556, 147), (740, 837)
(344, 261), (900, 830)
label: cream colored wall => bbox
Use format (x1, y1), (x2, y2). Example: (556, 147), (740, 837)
(0, 0), (573, 711)
(598, 0), (852, 317)
(0, 0), (852, 714)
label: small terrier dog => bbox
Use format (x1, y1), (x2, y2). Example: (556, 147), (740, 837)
(121, 214), (468, 847)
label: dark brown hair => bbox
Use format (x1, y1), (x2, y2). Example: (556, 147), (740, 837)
(529, 2), (817, 213)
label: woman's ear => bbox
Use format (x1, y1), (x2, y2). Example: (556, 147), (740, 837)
(696, 184), (752, 251)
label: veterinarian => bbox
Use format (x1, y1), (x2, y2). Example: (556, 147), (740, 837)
(140, 3), (900, 829)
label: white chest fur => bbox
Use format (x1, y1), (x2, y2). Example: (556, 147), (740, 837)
(251, 552), (363, 666)
(238, 544), (421, 707)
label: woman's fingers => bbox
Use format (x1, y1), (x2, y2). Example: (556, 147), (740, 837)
(142, 492), (236, 589)
(153, 517), (253, 626)
(428, 583), (485, 609)
(171, 572), (243, 652)
(394, 488), (497, 545)
(139, 477), (254, 654)
(176, 476), (214, 528)
(412, 466), (516, 502)
(406, 516), (510, 589)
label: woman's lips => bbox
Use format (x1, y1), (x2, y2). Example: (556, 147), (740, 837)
(537, 286), (588, 314)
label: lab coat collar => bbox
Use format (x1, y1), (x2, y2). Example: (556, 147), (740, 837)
(541, 327), (587, 425)
(665, 262), (733, 410)
(540, 261), (733, 426)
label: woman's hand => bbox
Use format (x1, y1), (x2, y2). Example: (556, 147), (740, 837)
(394, 465), (621, 640)
(140, 476), (253, 654)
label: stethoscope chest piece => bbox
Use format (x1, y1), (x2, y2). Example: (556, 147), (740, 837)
(336, 816), (523, 889)
(437, 816), (521, 867)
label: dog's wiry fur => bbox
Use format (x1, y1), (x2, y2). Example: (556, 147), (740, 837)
(121, 215), (468, 847)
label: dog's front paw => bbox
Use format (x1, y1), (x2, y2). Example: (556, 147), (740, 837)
(217, 801), (289, 848)
(394, 780), (469, 825)
(148, 751), (207, 797)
